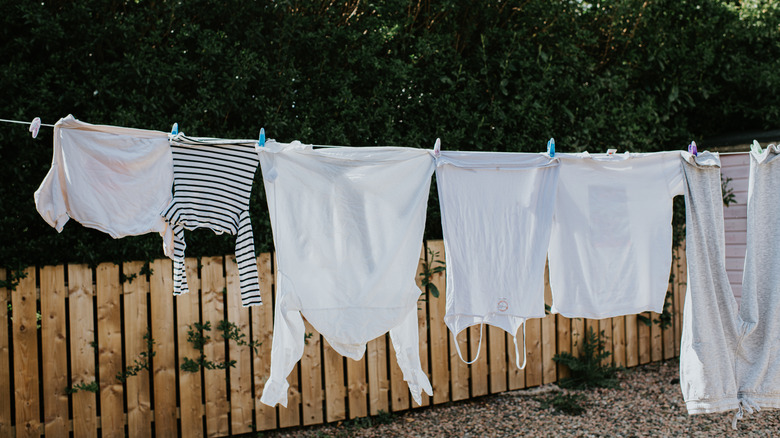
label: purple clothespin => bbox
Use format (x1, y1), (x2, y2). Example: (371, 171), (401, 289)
(688, 141), (697, 156)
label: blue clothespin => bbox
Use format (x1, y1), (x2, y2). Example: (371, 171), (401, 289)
(259, 128), (266, 147)
(171, 123), (178, 136)
(547, 138), (555, 157)
(688, 141), (697, 156)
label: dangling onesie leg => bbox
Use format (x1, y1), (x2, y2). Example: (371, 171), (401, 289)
(260, 290), (305, 407)
(389, 305), (433, 405)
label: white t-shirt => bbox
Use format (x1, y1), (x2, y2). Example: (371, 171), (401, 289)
(34, 115), (173, 249)
(548, 151), (683, 319)
(435, 150), (559, 367)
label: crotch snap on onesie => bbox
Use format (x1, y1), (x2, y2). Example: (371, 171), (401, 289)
(435, 150), (559, 368)
(258, 140), (435, 407)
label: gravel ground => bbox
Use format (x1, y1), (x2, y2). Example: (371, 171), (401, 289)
(259, 358), (780, 437)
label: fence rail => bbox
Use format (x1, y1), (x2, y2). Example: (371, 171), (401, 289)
(0, 240), (687, 437)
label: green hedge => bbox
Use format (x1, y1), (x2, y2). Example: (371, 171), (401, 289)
(1, 0), (778, 269)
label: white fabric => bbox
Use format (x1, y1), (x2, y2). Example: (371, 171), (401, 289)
(548, 151), (684, 319)
(258, 140), (434, 407)
(435, 150), (559, 368)
(34, 115), (174, 252)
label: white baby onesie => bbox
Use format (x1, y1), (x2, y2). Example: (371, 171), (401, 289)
(435, 150), (559, 368)
(34, 115), (174, 251)
(548, 151), (684, 319)
(258, 140), (434, 407)
(162, 135), (261, 306)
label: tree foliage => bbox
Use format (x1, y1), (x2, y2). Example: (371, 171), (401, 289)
(1, 0), (778, 267)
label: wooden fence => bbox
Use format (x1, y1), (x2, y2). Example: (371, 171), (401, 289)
(0, 240), (687, 438)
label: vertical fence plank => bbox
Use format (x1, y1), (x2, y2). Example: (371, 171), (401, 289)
(201, 256), (230, 437)
(625, 314), (639, 368)
(0, 270), (12, 437)
(612, 316), (626, 367)
(650, 312), (663, 362)
(323, 339), (346, 422)
(556, 315), (571, 379)
(638, 312), (651, 364)
(488, 326), (507, 394)
(253, 253), (277, 431)
(275, 254), (301, 430)
(347, 356), (368, 419)
(426, 240), (449, 403)
(674, 243), (686, 356)
(449, 330), (470, 400)
(524, 318), (542, 388)
(68, 264), (98, 438)
(507, 326), (526, 391)
(663, 292), (675, 360)
(367, 335), (389, 415)
(389, 340), (410, 410)
(225, 257), (253, 435)
(469, 326), (489, 397)
(13, 267), (41, 438)
(300, 321), (323, 426)
(542, 271), (556, 385)
(178, 258), (204, 438)
(122, 261), (152, 437)
(96, 263), (124, 438)
(40, 265), (68, 438)
(599, 317), (613, 368)
(149, 259), (177, 438)
(414, 246), (430, 407)
(571, 317), (585, 359)
(277, 362), (301, 428)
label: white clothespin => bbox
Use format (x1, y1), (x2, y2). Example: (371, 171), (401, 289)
(751, 140), (762, 155)
(547, 138), (555, 157)
(259, 128), (266, 147)
(606, 148), (617, 155)
(29, 117), (41, 139)
(433, 138), (441, 157)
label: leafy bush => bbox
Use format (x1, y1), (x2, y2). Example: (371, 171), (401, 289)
(0, 1), (778, 267)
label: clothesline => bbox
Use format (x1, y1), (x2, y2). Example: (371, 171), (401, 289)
(0, 118), (55, 127)
(0, 117), (767, 154)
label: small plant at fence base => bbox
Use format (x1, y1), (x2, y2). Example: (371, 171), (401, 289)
(181, 320), (260, 372)
(553, 327), (622, 390)
(538, 393), (587, 416)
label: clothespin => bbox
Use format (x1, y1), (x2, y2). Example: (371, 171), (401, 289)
(688, 141), (698, 156)
(433, 138), (441, 157)
(170, 123), (179, 136)
(259, 128), (266, 147)
(29, 117), (41, 139)
(547, 138), (555, 157)
(606, 148), (617, 155)
(751, 140), (762, 155)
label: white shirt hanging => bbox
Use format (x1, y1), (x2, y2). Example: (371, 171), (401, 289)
(258, 140), (434, 407)
(34, 115), (174, 251)
(548, 151), (684, 318)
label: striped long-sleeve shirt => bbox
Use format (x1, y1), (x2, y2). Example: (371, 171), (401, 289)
(163, 135), (262, 306)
